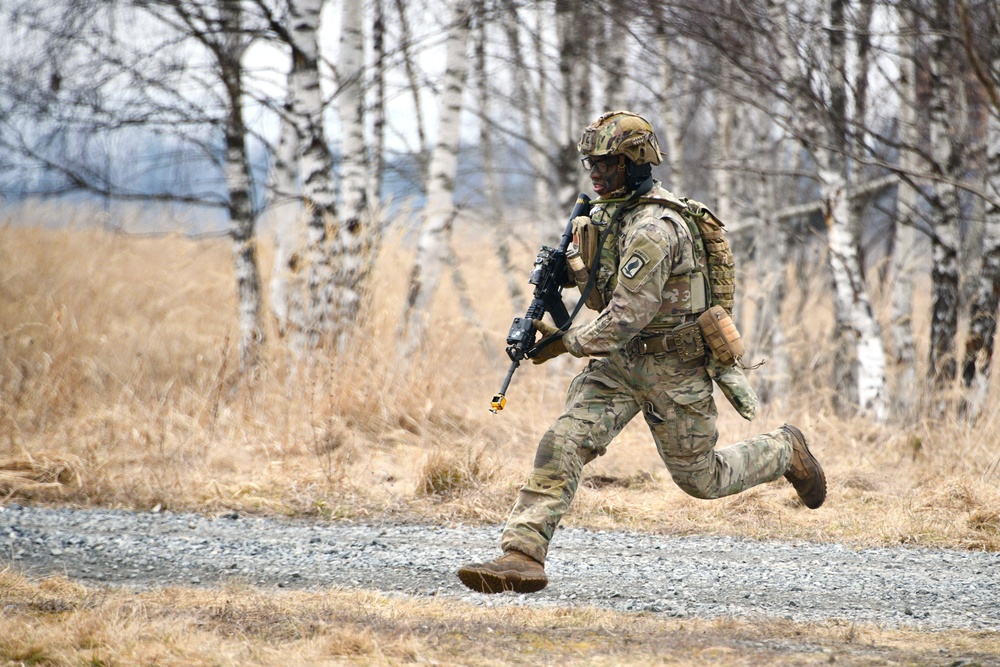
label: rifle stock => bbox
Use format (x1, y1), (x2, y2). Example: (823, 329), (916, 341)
(490, 193), (592, 413)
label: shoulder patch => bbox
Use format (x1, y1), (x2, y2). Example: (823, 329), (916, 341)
(618, 226), (669, 293)
(621, 250), (648, 279)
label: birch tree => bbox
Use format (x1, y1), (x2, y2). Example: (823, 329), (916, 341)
(500, 0), (551, 217)
(400, 0), (472, 351)
(268, 94), (305, 339)
(656, 20), (687, 194)
(926, 0), (963, 389)
(338, 0), (368, 231)
(213, 0), (266, 372)
(393, 0), (429, 180)
(960, 1), (1000, 418)
(137, 0), (268, 371)
(530, 1), (555, 217)
(477, 2), (524, 312)
(369, 0), (386, 203)
(598, 9), (627, 112)
(259, 0), (332, 352)
(554, 0), (588, 207)
(264, 0), (372, 354)
(1, 0), (269, 372)
(888, 2), (921, 416)
(768, 0), (888, 420)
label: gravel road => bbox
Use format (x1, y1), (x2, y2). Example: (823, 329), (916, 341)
(2, 504), (998, 633)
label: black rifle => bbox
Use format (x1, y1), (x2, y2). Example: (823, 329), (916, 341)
(490, 193), (591, 413)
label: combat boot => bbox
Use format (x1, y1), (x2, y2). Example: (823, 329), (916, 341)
(782, 424), (826, 509)
(457, 550), (548, 594)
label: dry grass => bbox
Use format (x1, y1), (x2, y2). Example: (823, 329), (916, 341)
(1, 569), (998, 666)
(4, 203), (1000, 665)
(1, 202), (1000, 557)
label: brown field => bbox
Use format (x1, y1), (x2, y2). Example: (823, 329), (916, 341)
(2, 202), (1000, 664)
(3, 569), (998, 667)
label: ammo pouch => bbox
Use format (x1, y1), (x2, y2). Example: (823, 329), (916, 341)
(569, 215), (608, 312)
(572, 215), (599, 271)
(697, 304), (745, 367)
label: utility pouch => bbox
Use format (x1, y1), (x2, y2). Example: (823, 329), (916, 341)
(709, 357), (758, 421)
(568, 229), (607, 312)
(571, 215), (599, 271)
(697, 304), (745, 367)
(672, 321), (705, 362)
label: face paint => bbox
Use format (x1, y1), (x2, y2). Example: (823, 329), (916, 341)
(586, 156), (625, 196)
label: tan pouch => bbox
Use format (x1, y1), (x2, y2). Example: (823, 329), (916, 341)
(568, 233), (607, 312)
(697, 304), (745, 367)
(572, 216), (599, 271)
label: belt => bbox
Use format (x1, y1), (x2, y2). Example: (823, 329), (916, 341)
(625, 334), (677, 355)
(626, 320), (706, 361)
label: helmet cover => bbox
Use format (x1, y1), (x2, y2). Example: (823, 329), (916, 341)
(577, 110), (663, 166)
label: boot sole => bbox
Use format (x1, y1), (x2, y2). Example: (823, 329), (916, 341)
(457, 566), (548, 594)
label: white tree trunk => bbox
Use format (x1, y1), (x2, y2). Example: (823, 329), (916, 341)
(822, 165), (888, 421)
(218, 0), (264, 372)
(286, 0), (363, 354)
(531, 1), (554, 218)
(600, 12), (626, 111)
(927, 0), (962, 387)
(750, 113), (791, 403)
(656, 23), (685, 193)
(768, 0), (888, 421)
(555, 0), (586, 207)
(961, 52), (1000, 418)
(269, 99), (305, 339)
(401, 0), (471, 351)
(369, 0), (386, 205)
(393, 0), (429, 178)
(500, 0), (552, 218)
(714, 45), (734, 222)
(888, 4), (919, 416)
(338, 0), (367, 230)
(479, 8), (524, 312)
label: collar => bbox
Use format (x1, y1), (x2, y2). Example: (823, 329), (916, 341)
(592, 176), (655, 206)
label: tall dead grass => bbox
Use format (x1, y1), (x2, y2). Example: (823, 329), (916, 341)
(1, 202), (999, 549)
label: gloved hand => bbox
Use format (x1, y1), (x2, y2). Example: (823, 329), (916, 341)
(528, 318), (568, 364)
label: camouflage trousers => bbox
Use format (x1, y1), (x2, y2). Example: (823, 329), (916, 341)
(501, 350), (793, 564)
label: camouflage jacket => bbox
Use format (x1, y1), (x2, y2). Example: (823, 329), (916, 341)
(563, 182), (706, 358)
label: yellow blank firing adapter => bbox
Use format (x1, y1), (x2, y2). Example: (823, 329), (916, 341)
(490, 393), (507, 413)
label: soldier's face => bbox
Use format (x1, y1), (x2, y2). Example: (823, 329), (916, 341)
(585, 156), (625, 196)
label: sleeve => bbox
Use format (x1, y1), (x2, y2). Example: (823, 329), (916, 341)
(562, 214), (679, 357)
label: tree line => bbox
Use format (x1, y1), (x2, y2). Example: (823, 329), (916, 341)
(1, 0), (998, 423)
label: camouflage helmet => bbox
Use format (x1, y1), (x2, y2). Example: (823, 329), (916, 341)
(577, 110), (663, 166)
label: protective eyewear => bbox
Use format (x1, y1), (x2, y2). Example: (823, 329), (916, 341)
(581, 156), (619, 174)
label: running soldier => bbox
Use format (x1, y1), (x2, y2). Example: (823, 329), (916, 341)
(458, 111), (826, 594)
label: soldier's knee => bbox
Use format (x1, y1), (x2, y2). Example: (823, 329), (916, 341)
(532, 428), (590, 474)
(668, 467), (724, 500)
(675, 479), (723, 500)
(550, 415), (607, 460)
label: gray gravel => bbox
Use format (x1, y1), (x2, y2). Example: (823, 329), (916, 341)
(2, 503), (998, 632)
